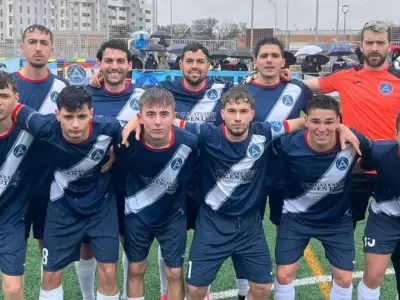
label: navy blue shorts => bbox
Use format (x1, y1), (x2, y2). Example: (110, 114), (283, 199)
(276, 214), (355, 271)
(351, 173), (376, 223)
(115, 189), (125, 236)
(187, 206), (273, 287)
(363, 207), (400, 255)
(185, 183), (203, 230)
(124, 209), (187, 268)
(42, 197), (119, 272)
(262, 186), (284, 225)
(25, 191), (49, 240)
(0, 224), (26, 276)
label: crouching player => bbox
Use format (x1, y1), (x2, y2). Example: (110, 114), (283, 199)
(120, 87), (198, 300)
(272, 95), (371, 300)
(0, 72), (35, 300)
(357, 113), (400, 300)
(12, 86), (122, 300)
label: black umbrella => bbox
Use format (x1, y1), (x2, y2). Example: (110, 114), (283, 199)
(229, 50), (253, 59)
(150, 30), (172, 39)
(311, 54), (329, 65)
(284, 50), (296, 66)
(210, 50), (229, 59)
(142, 44), (167, 52)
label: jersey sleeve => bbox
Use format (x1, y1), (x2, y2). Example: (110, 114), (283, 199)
(300, 84), (312, 112)
(359, 142), (378, 171)
(318, 69), (348, 94)
(183, 122), (214, 144)
(252, 121), (289, 143)
(351, 129), (374, 170)
(12, 104), (55, 138)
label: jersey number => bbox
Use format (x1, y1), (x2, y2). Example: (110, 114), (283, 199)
(42, 248), (49, 265)
(363, 237), (376, 248)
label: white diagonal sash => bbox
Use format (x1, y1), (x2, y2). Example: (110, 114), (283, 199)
(117, 88), (146, 122)
(38, 78), (67, 115)
(188, 83), (225, 122)
(265, 83), (303, 121)
(125, 144), (192, 214)
(371, 198), (400, 217)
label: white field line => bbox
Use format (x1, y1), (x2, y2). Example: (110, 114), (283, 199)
(209, 268), (395, 299)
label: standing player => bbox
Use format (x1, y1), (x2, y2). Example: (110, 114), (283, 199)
(272, 95), (370, 300)
(0, 72), (36, 300)
(14, 25), (68, 266)
(77, 39), (145, 300)
(122, 86), (360, 300)
(356, 114), (400, 299)
(12, 86), (122, 300)
(244, 36), (311, 230)
(121, 87), (198, 300)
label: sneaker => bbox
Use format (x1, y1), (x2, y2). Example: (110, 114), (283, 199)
(160, 295), (167, 300)
(238, 295), (246, 300)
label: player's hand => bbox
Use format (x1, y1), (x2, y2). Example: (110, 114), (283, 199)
(121, 116), (141, 147)
(280, 68), (292, 81)
(101, 146), (115, 173)
(242, 71), (259, 84)
(338, 124), (362, 156)
(89, 71), (103, 88)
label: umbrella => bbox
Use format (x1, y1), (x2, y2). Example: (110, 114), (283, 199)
(132, 30), (150, 40)
(168, 43), (187, 54)
(390, 45), (400, 52)
(151, 30), (173, 39)
(142, 44), (167, 52)
(328, 45), (353, 56)
(284, 50), (296, 65)
(295, 45), (323, 57)
(130, 49), (141, 56)
(229, 50), (253, 59)
(210, 50), (229, 59)
(311, 54), (329, 65)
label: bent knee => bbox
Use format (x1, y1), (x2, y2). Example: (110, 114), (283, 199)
(333, 271), (353, 288)
(2, 279), (23, 296)
(187, 284), (208, 297)
(250, 282), (272, 295)
(128, 261), (147, 277)
(165, 267), (183, 281)
(276, 267), (296, 285)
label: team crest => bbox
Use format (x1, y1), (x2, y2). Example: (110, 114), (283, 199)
(67, 64), (87, 85)
(206, 89), (219, 100)
(91, 149), (105, 161)
(13, 144), (27, 158)
(171, 158), (183, 170)
(282, 95), (294, 106)
(130, 99), (139, 111)
(336, 157), (349, 171)
(50, 91), (59, 103)
(270, 121), (283, 132)
(248, 145), (261, 159)
(379, 82), (393, 95)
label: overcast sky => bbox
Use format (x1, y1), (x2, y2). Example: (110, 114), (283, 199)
(153, 0), (399, 31)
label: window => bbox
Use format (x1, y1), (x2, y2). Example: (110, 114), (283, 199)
(20, 17), (22, 24)
(8, 16), (12, 25)
(20, 6), (22, 13)
(8, 4), (12, 13)
(9, 28), (13, 36)
(27, 7), (30, 13)
(119, 16), (126, 20)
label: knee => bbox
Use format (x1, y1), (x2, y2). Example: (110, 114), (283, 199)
(128, 261), (146, 278)
(98, 263), (117, 282)
(333, 271), (353, 288)
(276, 267), (295, 285)
(165, 267), (183, 282)
(42, 271), (62, 290)
(187, 284), (208, 298)
(249, 282), (272, 297)
(363, 270), (384, 288)
(2, 279), (23, 297)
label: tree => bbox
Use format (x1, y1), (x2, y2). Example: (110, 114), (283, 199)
(109, 24), (132, 38)
(215, 22), (247, 40)
(157, 24), (191, 39)
(191, 18), (219, 39)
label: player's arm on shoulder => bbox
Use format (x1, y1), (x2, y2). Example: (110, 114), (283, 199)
(11, 104), (54, 138)
(178, 121), (211, 143)
(311, 69), (346, 95)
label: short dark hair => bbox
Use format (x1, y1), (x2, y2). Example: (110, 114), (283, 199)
(181, 43), (209, 60)
(96, 39), (132, 63)
(0, 71), (17, 94)
(57, 86), (92, 111)
(306, 95), (340, 116)
(139, 86), (175, 112)
(22, 24), (53, 43)
(254, 37), (285, 58)
(221, 86), (255, 109)
(396, 113), (400, 132)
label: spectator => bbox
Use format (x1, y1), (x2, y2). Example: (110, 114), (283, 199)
(157, 56), (170, 70)
(235, 59), (248, 71)
(332, 55), (347, 72)
(135, 34), (148, 51)
(145, 54), (158, 70)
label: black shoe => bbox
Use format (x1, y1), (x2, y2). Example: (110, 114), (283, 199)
(238, 295), (246, 300)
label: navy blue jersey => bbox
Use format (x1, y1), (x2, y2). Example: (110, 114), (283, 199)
(86, 82), (145, 124)
(0, 126), (35, 230)
(361, 141), (400, 217)
(246, 79), (311, 186)
(121, 126), (198, 226)
(12, 71), (69, 192)
(159, 79), (234, 125)
(274, 129), (371, 223)
(14, 105), (122, 215)
(184, 121), (288, 216)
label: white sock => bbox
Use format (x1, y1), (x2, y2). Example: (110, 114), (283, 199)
(127, 297), (144, 300)
(330, 281), (353, 300)
(357, 280), (380, 300)
(122, 251), (129, 299)
(75, 258), (96, 300)
(96, 290), (120, 300)
(39, 285), (63, 300)
(158, 245), (168, 296)
(274, 279), (295, 300)
(236, 278), (250, 296)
